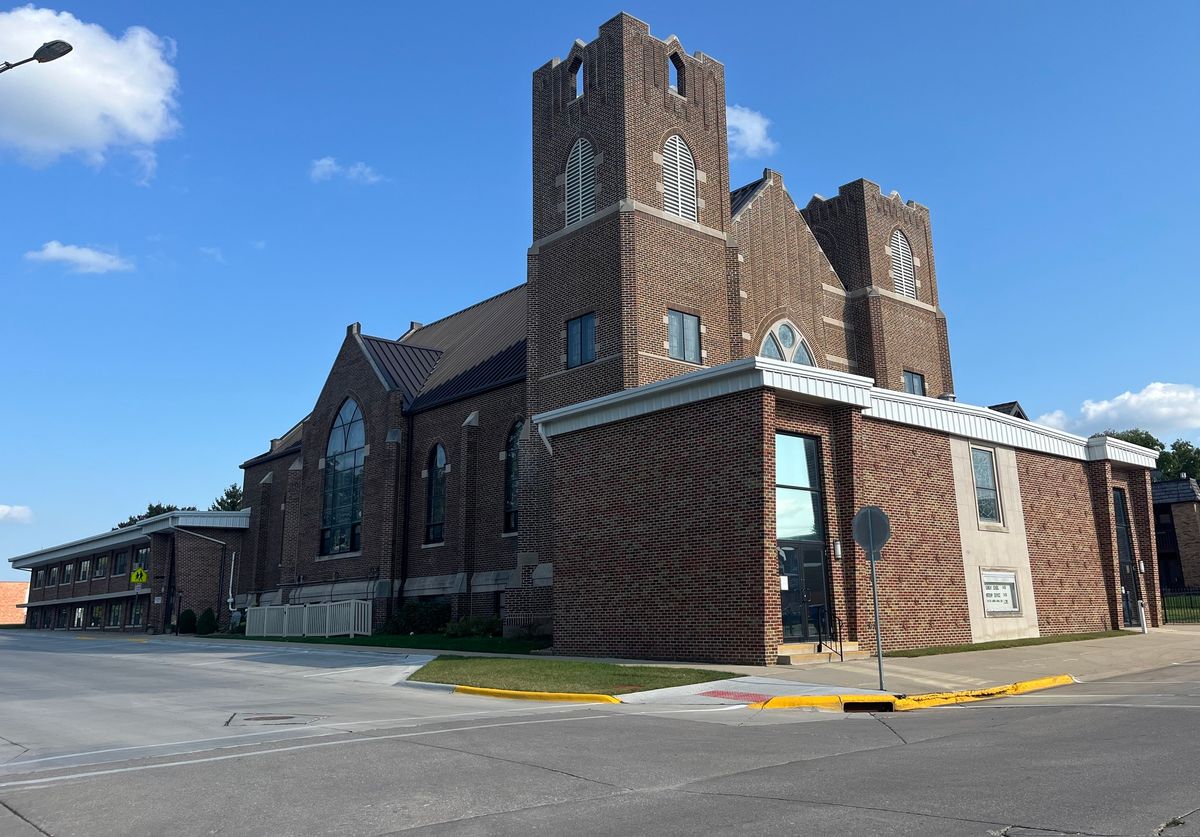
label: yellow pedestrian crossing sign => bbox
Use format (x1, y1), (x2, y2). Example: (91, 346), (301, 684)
(130, 567), (148, 584)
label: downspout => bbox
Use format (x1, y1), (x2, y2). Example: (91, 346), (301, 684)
(227, 550), (237, 613)
(398, 411), (415, 608)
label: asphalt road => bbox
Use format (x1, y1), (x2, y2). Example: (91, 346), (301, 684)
(0, 632), (1198, 836)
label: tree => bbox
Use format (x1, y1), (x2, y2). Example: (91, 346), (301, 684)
(1103, 428), (1200, 481)
(114, 503), (198, 530)
(177, 609), (197, 634)
(209, 483), (243, 512)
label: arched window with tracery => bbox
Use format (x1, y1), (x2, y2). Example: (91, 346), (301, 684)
(425, 443), (447, 544)
(321, 398), (365, 555)
(760, 321), (815, 366)
(503, 420), (523, 533)
(661, 134), (698, 222)
(564, 138), (596, 227)
(889, 229), (917, 298)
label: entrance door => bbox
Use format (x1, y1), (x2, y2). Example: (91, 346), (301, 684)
(778, 541), (828, 641)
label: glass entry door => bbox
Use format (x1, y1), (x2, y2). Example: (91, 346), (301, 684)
(778, 541), (828, 641)
(1113, 488), (1141, 627)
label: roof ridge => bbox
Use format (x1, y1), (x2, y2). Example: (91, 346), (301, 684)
(362, 332), (442, 354)
(402, 282), (525, 340)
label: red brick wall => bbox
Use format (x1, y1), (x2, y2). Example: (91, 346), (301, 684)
(852, 418), (971, 650)
(551, 388), (773, 664)
(1017, 452), (1113, 634)
(0, 581), (26, 625)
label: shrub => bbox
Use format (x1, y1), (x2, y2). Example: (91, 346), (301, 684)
(443, 616), (502, 638)
(177, 609), (197, 634)
(381, 601), (451, 635)
(196, 608), (218, 636)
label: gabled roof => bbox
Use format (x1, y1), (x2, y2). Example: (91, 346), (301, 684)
(988, 401), (1029, 420)
(730, 177), (768, 218)
(402, 284), (527, 413)
(360, 335), (442, 405)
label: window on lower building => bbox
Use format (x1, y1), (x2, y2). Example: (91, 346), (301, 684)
(107, 602), (123, 627)
(48, 566), (59, 586)
(57, 607), (68, 628)
(903, 370), (926, 396)
(321, 398), (365, 556)
(62, 562), (74, 585)
(566, 313), (596, 368)
(33, 569), (44, 589)
(426, 443), (447, 544)
(72, 607), (84, 629)
(95, 554), (108, 578)
(775, 433), (825, 541)
(130, 598), (145, 627)
(981, 570), (1020, 615)
(667, 310), (701, 364)
(503, 421), (522, 533)
(79, 559), (91, 582)
(89, 605), (103, 628)
(115, 551), (130, 576)
(971, 447), (1002, 524)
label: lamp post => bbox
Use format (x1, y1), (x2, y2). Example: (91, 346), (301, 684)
(0, 40), (73, 75)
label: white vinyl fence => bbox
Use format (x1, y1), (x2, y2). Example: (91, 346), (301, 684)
(245, 600), (372, 638)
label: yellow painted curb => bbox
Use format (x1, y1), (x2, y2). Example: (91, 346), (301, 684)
(749, 674), (1075, 713)
(453, 685), (622, 704)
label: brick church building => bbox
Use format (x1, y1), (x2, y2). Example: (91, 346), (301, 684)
(13, 14), (1162, 664)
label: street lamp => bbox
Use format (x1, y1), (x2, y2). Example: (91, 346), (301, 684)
(0, 40), (73, 75)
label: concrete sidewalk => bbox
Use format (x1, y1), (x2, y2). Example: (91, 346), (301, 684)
(163, 625), (1200, 696)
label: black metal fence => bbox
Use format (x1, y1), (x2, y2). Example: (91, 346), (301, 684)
(1162, 587), (1200, 623)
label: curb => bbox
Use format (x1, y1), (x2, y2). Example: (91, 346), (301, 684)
(748, 674), (1075, 712)
(452, 685), (623, 704)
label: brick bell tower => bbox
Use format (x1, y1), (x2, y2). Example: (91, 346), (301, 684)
(512, 14), (737, 632)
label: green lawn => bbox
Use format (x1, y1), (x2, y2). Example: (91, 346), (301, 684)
(409, 656), (735, 695)
(208, 633), (551, 655)
(1164, 593), (1200, 624)
(885, 630), (1132, 658)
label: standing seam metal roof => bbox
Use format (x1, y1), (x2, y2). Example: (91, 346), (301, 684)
(360, 336), (442, 405)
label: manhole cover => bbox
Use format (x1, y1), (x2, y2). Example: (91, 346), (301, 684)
(226, 712), (326, 727)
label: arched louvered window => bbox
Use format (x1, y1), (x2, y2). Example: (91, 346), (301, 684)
(564, 138), (596, 227)
(503, 420), (522, 533)
(662, 134), (698, 222)
(761, 321), (815, 367)
(425, 444), (447, 544)
(321, 398), (365, 555)
(889, 229), (917, 299)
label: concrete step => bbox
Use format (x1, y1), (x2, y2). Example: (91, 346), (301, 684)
(776, 642), (870, 666)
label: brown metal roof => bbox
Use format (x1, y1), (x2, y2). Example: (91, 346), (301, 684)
(402, 284), (527, 413)
(730, 178), (767, 217)
(360, 336), (442, 405)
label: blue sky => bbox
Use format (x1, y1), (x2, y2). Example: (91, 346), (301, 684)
(1, 1), (1197, 578)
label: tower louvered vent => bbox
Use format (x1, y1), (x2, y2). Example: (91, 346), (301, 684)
(661, 134), (698, 222)
(890, 229), (917, 299)
(564, 138), (596, 227)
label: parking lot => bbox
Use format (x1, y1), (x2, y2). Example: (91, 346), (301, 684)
(1, 631), (1198, 835)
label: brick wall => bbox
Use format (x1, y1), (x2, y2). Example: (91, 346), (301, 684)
(0, 581), (26, 625)
(1173, 501), (1200, 585)
(551, 388), (773, 664)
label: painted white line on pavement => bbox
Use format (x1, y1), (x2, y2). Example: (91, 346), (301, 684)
(0, 713), (621, 789)
(2, 705), (584, 770)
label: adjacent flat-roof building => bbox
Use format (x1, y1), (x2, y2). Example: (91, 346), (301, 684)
(8, 13), (1163, 663)
(1154, 477), (1200, 588)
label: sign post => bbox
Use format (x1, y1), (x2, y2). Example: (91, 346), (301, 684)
(852, 505), (892, 692)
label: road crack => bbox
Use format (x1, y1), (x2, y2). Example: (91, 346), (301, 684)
(0, 798), (53, 836)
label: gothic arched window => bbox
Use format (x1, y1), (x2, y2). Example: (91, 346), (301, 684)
(662, 134), (698, 222)
(321, 399), (365, 555)
(425, 443), (447, 544)
(889, 229), (917, 299)
(565, 138), (596, 227)
(503, 420), (523, 533)
(761, 321), (815, 366)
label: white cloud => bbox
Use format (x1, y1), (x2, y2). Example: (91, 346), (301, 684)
(24, 240), (133, 273)
(198, 246), (225, 264)
(726, 105), (779, 158)
(0, 7), (179, 181)
(309, 156), (384, 184)
(0, 505), (33, 524)
(1036, 383), (1200, 441)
